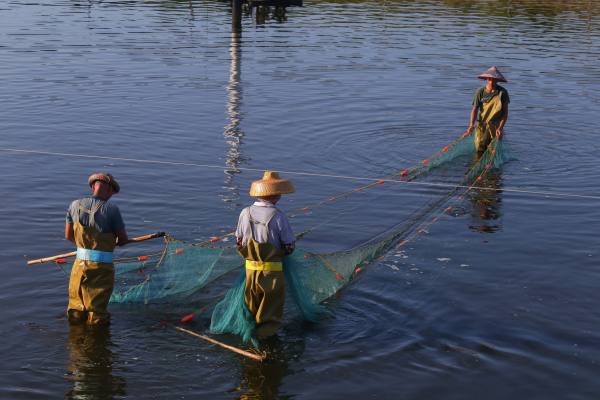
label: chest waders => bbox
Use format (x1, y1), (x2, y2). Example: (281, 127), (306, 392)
(67, 201), (117, 325)
(475, 93), (503, 152)
(238, 207), (287, 339)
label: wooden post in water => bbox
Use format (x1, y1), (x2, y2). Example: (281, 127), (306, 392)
(232, 0), (242, 34)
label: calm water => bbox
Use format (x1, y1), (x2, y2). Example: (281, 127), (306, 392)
(1, 0), (600, 398)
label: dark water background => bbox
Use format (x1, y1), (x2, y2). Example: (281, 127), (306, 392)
(1, 0), (599, 398)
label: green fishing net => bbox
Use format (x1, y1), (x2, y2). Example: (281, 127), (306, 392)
(104, 136), (511, 344)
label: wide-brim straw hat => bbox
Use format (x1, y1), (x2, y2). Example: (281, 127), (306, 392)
(88, 172), (120, 193)
(249, 171), (295, 197)
(478, 66), (507, 83)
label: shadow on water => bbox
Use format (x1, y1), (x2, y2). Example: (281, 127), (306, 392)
(65, 325), (126, 399)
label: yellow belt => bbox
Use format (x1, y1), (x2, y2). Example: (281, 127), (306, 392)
(245, 260), (283, 272)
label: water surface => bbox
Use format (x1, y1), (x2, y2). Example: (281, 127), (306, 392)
(1, 1), (599, 398)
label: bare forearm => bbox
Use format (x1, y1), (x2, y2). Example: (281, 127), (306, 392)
(469, 106), (478, 128)
(116, 229), (129, 246)
(462, 107), (479, 138)
(498, 108), (509, 130)
(65, 223), (75, 243)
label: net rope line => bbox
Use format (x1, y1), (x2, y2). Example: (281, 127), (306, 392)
(342, 138), (499, 255)
(307, 139), (505, 283)
(27, 134), (474, 267)
(198, 139), (497, 284)
(391, 140), (501, 252)
(54, 137), (501, 311)
(1, 147), (599, 200)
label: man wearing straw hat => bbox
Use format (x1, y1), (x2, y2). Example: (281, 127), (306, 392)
(463, 66), (510, 153)
(236, 171), (296, 339)
(65, 172), (128, 325)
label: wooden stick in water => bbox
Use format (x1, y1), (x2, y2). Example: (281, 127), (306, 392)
(26, 232), (166, 265)
(175, 326), (266, 362)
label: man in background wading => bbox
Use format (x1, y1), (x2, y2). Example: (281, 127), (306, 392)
(236, 171), (296, 339)
(65, 172), (128, 325)
(463, 66), (510, 153)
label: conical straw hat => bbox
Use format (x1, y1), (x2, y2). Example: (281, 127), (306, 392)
(88, 172), (120, 193)
(477, 66), (507, 83)
(249, 171), (295, 197)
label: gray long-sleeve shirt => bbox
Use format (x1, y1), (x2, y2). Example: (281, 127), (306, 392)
(235, 201), (295, 249)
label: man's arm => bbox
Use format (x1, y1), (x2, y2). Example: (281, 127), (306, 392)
(65, 222), (75, 243)
(463, 106), (478, 138)
(283, 242), (295, 255)
(235, 209), (247, 250)
(276, 213), (295, 255)
(116, 229), (129, 246)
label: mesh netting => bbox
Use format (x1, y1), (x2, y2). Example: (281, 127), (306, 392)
(103, 135), (512, 344)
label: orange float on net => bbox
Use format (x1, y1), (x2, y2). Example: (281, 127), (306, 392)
(445, 206), (453, 213)
(398, 240), (408, 247)
(476, 176), (482, 181)
(302, 207), (310, 212)
(209, 236), (220, 243)
(137, 268), (145, 274)
(421, 159), (429, 166)
(442, 146), (450, 153)
(355, 266), (363, 274)
(175, 248), (184, 254)
(180, 313), (194, 323)
(376, 180), (385, 185)
(335, 272), (344, 281)
(400, 170), (408, 177)
(137, 255), (149, 262)
(491, 149), (496, 155)
(55, 258), (67, 264)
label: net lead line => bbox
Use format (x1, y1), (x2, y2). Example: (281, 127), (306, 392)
(1, 147), (598, 201)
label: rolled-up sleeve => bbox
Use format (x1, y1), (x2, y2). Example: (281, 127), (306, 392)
(66, 200), (77, 224)
(109, 204), (125, 233)
(236, 209), (248, 241)
(275, 213), (295, 245)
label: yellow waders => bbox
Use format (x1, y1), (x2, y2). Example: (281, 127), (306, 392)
(475, 93), (503, 152)
(238, 211), (287, 339)
(67, 202), (117, 325)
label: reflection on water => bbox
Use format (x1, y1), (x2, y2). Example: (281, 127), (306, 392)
(65, 325), (126, 400)
(2, 0), (600, 398)
(222, 31), (245, 206)
(236, 337), (299, 400)
(440, 0), (598, 18)
(254, 5), (289, 25)
(307, 0), (599, 19)
(468, 163), (503, 233)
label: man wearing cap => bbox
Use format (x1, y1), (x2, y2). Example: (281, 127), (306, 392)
(236, 171), (295, 339)
(65, 172), (128, 325)
(463, 66), (510, 153)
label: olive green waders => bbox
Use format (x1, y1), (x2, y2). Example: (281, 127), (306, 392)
(67, 201), (117, 325)
(475, 93), (503, 152)
(238, 209), (287, 339)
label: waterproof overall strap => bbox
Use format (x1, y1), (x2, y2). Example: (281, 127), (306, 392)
(75, 199), (105, 228)
(248, 205), (278, 242)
